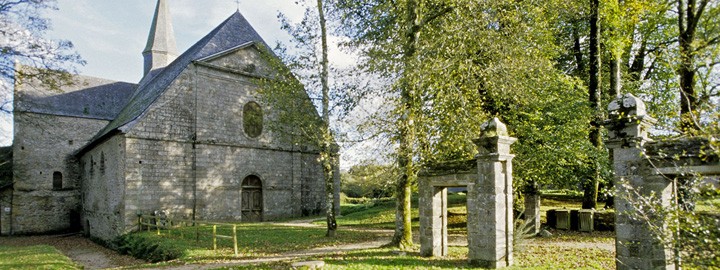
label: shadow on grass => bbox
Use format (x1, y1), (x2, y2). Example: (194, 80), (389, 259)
(321, 250), (471, 269)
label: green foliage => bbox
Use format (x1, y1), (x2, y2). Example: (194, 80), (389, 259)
(336, 0), (608, 213)
(618, 177), (720, 268)
(341, 163), (397, 198)
(0, 245), (81, 270)
(0, 0), (85, 86)
(332, 193), (461, 230)
(115, 233), (186, 262)
(335, 200), (414, 229)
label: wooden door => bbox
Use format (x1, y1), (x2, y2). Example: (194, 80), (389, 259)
(241, 176), (263, 222)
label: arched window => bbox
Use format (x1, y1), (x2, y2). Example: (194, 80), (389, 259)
(53, 171), (63, 190)
(243, 101), (263, 138)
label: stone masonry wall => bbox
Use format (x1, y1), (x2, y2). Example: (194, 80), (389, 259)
(195, 145), (323, 221)
(0, 189), (12, 235)
(195, 52), (278, 148)
(12, 112), (109, 234)
(80, 135), (127, 242)
(123, 138), (195, 231)
(112, 48), (325, 235)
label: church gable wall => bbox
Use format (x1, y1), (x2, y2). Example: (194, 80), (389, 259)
(203, 46), (274, 77)
(79, 135), (127, 243)
(193, 144), (324, 221)
(114, 45), (325, 228)
(195, 70), (270, 146)
(11, 112), (109, 234)
(195, 144), (293, 221)
(300, 153), (325, 216)
(194, 47), (292, 149)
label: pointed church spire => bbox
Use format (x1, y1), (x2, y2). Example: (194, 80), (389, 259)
(142, 0), (178, 77)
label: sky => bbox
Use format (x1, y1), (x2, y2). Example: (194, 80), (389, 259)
(46, 0), (305, 83)
(0, 0), (373, 168)
(1, 0), (306, 146)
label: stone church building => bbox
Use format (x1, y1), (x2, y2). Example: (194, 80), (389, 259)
(0, 0), (337, 242)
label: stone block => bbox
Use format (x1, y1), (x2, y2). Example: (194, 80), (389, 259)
(578, 209), (594, 232)
(555, 209), (571, 230)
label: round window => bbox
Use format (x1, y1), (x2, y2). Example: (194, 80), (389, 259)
(243, 101), (263, 138)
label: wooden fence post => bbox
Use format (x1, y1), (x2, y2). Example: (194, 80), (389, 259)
(195, 223), (199, 243)
(233, 225), (238, 256)
(212, 225), (217, 250)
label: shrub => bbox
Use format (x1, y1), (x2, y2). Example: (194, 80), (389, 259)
(114, 233), (185, 262)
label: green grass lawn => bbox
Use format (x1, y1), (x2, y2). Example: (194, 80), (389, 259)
(117, 223), (386, 263)
(216, 245), (615, 269)
(334, 193), (597, 233)
(0, 245), (81, 270)
(332, 194), (469, 230)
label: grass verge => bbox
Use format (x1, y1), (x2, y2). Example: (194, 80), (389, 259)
(0, 245), (81, 270)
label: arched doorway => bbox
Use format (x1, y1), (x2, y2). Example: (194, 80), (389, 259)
(241, 175), (263, 222)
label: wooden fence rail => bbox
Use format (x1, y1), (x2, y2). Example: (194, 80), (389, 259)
(137, 215), (239, 256)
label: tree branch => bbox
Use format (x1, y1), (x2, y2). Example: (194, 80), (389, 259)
(419, 6), (453, 29)
(694, 34), (720, 50)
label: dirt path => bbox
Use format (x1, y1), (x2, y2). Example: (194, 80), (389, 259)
(0, 233), (145, 269)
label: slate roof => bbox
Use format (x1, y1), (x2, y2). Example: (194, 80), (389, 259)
(88, 10), (269, 146)
(14, 75), (136, 120)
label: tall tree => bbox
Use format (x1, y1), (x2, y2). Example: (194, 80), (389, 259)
(257, 0), (341, 237)
(334, 0), (452, 249)
(583, 0), (603, 209)
(677, 0), (714, 132)
(0, 0), (84, 143)
(315, 0), (338, 237)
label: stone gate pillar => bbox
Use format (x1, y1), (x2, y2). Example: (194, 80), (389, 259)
(468, 118), (516, 268)
(419, 182), (448, 257)
(524, 182), (541, 235)
(605, 94), (676, 270)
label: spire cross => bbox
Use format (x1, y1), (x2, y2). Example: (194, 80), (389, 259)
(234, 0), (240, 10)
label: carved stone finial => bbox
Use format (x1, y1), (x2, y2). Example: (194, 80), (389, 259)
(474, 118), (515, 155)
(480, 117), (508, 138)
(605, 93), (656, 142)
(607, 94), (647, 118)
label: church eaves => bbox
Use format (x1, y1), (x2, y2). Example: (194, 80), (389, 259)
(81, 11), (269, 153)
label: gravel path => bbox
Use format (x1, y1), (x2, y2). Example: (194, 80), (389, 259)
(0, 233), (145, 269)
